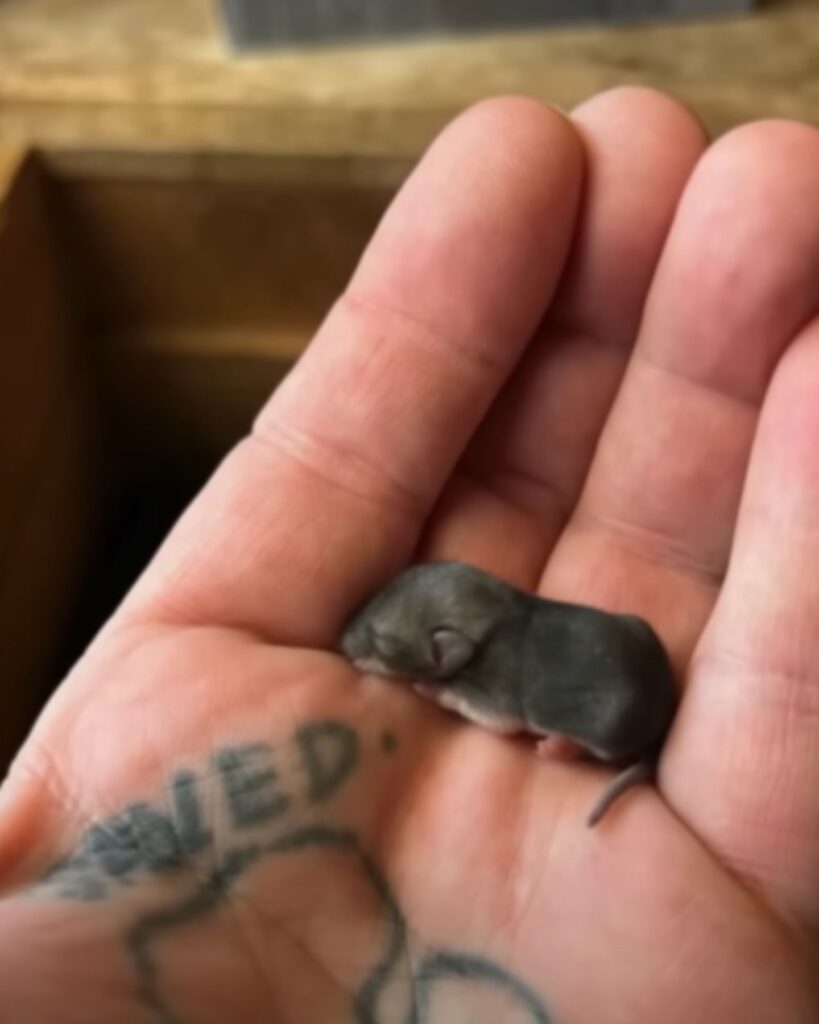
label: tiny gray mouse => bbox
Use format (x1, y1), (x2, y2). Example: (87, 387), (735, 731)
(340, 561), (677, 827)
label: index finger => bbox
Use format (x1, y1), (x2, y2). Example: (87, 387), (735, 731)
(119, 98), (584, 645)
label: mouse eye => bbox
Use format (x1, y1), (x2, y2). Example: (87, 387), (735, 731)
(371, 632), (403, 663)
(430, 628), (475, 677)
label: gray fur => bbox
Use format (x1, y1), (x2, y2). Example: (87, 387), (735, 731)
(340, 561), (677, 826)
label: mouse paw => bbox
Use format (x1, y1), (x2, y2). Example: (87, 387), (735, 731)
(535, 736), (585, 761)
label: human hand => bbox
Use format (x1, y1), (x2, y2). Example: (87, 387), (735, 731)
(1, 88), (818, 1023)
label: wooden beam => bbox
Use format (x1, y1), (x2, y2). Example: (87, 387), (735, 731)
(0, 150), (103, 768)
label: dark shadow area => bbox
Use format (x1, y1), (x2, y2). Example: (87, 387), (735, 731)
(44, 469), (206, 690)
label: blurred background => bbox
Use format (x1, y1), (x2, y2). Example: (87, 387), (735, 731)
(0, 0), (815, 768)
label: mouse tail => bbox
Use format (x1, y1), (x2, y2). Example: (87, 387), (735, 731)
(586, 760), (654, 828)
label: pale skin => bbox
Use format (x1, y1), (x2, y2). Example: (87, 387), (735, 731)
(1, 87), (819, 1022)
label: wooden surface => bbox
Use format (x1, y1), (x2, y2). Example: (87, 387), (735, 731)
(44, 150), (399, 466)
(0, 0), (816, 159)
(0, 151), (103, 767)
(50, 156), (397, 333)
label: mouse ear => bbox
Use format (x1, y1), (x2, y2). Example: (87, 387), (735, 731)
(430, 628), (475, 677)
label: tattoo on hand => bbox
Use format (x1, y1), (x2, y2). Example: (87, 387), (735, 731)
(37, 719), (552, 1024)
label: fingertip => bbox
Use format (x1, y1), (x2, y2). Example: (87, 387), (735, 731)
(707, 116), (819, 168)
(441, 93), (584, 165)
(355, 91), (586, 348)
(571, 84), (709, 152)
(637, 113), (819, 406)
(415, 94), (585, 225)
(547, 83), (708, 348)
(676, 117), (819, 230)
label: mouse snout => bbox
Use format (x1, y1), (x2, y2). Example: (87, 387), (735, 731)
(338, 626), (360, 659)
(338, 614), (371, 661)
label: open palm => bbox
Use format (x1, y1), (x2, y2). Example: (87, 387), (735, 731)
(1, 88), (818, 1024)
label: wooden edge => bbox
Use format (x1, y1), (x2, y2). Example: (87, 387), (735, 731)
(0, 147), (34, 210)
(38, 146), (416, 187)
(0, 143), (104, 766)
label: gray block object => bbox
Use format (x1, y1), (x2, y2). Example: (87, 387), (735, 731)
(217, 0), (754, 50)
(610, 0), (751, 13)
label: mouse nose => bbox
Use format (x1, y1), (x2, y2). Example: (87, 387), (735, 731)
(338, 618), (365, 659)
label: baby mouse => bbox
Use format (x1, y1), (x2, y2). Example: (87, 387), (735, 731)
(340, 561), (677, 827)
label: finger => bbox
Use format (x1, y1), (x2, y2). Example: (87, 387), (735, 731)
(120, 98), (583, 644)
(666, 318), (819, 928)
(418, 87), (707, 587)
(544, 120), (819, 669)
